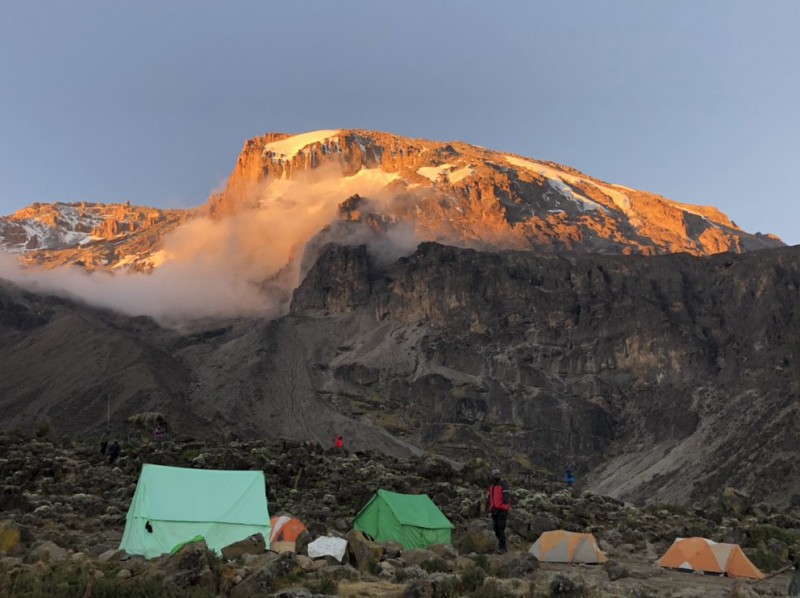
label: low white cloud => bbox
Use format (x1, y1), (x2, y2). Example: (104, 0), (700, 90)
(0, 162), (424, 324)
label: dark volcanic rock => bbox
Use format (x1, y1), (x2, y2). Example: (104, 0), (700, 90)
(1, 242), (799, 508)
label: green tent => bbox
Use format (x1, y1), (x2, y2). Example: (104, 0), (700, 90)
(119, 464), (270, 559)
(353, 489), (454, 549)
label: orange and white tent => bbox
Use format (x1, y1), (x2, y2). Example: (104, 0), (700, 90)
(529, 530), (607, 564)
(269, 515), (307, 553)
(657, 537), (764, 580)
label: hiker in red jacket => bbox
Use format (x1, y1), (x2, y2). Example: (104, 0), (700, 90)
(489, 468), (510, 553)
(335, 435), (344, 449)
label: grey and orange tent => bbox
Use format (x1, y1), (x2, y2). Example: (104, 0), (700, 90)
(529, 530), (607, 564)
(269, 515), (307, 553)
(657, 537), (764, 580)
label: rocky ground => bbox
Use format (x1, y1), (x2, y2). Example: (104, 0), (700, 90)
(0, 430), (798, 597)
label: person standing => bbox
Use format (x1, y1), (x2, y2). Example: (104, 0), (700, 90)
(489, 468), (511, 553)
(335, 435), (344, 449)
(108, 440), (121, 465)
(565, 468), (575, 490)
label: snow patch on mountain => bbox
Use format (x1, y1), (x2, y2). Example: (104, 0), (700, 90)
(545, 179), (603, 212)
(504, 155), (640, 217)
(417, 164), (474, 185)
(347, 167), (400, 186)
(0, 203), (104, 253)
(262, 130), (341, 160)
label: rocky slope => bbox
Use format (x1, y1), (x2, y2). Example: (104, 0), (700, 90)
(0, 433), (797, 597)
(1, 243), (797, 509)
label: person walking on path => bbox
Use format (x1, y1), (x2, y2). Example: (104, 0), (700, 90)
(489, 468), (511, 553)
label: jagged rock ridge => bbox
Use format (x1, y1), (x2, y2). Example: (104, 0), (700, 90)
(0, 130), (784, 273)
(0, 201), (189, 271)
(210, 129), (783, 256)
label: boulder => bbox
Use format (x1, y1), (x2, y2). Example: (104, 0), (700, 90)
(491, 552), (539, 579)
(268, 588), (314, 598)
(294, 529), (312, 556)
(510, 510), (560, 541)
(722, 487), (753, 516)
(158, 539), (216, 592)
(381, 540), (404, 559)
(346, 530), (384, 573)
(230, 551), (302, 597)
(401, 548), (450, 572)
(221, 532), (266, 560)
(548, 572), (588, 597)
(26, 540), (67, 563)
(427, 543), (458, 561)
(97, 548), (124, 562)
(603, 559), (630, 581)
(454, 520), (497, 554)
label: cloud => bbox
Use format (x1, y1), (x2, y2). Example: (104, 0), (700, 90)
(0, 162), (424, 324)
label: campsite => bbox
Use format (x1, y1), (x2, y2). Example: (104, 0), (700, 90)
(0, 431), (797, 596)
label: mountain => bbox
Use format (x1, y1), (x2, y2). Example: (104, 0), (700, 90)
(0, 130), (784, 273)
(208, 129), (783, 255)
(0, 129), (796, 508)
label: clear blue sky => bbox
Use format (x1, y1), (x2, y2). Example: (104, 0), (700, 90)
(1, 0), (798, 245)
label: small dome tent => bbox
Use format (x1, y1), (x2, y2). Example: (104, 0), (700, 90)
(353, 489), (454, 549)
(529, 530), (607, 564)
(269, 515), (307, 553)
(119, 464), (270, 559)
(657, 537), (764, 580)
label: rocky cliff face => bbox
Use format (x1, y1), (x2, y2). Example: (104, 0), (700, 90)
(1, 244), (797, 508)
(286, 243), (800, 507)
(209, 129), (783, 256)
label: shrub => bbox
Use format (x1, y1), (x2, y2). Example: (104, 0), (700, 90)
(420, 557), (449, 573)
(35, 421), (51, 439)
(460, 564), (486, 593)
(748, 524), (800, 547)
(469, 578), (515, 598)
(304, 576), (337, 595)
(747, 546), (785, 572)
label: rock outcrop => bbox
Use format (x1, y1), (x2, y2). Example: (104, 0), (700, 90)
(0, 201), (189, 271)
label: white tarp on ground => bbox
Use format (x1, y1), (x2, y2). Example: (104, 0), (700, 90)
(307, 536), (348, 562)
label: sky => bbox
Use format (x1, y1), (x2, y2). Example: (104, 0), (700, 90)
(1, 0), (798, 245)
